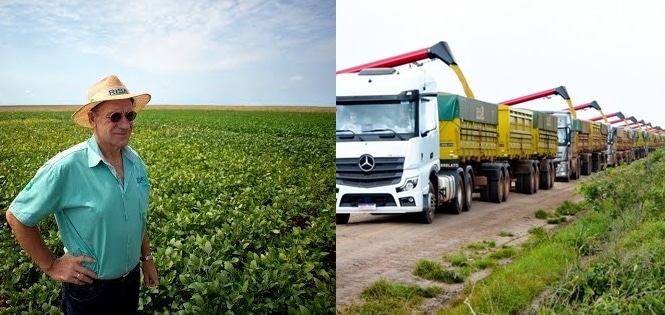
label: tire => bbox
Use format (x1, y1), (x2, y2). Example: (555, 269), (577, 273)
(462, 170), (473, 212)
(549, 163), (555, 188)
(444, 174), (464, 214)
(571, 161), (579, 180)
(523, 170), (534, 195)
(539, 166), (549, 190)
(489, 171), (503, 203)
(502, 168), (510, 202)
(418, 181), (436, 224)
(582, 161), (591, 176)
(515, 174), (523, 193)
(336, 214), (350, 224)
(532, 166), (539, 194)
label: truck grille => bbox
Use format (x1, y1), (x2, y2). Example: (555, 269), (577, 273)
(336, 157), (404, 188)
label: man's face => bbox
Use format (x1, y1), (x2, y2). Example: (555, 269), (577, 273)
(89, 99), (135, 150)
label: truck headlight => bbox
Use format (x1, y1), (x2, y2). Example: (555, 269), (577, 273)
(396, 177), (418, 192)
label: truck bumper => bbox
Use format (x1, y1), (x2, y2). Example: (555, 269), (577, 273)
(336, 184), (425, 214)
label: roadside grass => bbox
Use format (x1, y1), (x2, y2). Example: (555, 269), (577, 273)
(535, 200), (584, 224)
(336, 149), (665, 315)
(337, 279), (443, 315)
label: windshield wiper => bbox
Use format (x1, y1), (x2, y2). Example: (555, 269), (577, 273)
(364, 128), (404, 140)
(336, 129), (364, 140)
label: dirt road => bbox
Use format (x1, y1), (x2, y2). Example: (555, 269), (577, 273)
(336, 179), (586, 309)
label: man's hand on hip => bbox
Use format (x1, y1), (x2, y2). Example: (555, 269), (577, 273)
(45, 253), (97, 285)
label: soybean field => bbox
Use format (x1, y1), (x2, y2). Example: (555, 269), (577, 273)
(0, 108), (335, 314)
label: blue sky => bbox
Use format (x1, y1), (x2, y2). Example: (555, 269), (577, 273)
(338, 0), (665, 128)
(0, 0), (334, 106)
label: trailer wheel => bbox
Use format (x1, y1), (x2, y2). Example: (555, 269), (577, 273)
(336, 214), (350, 224)
(523, 170), (534, 195)
(489, 171), (503, 203)
(502, 168), (510, 202)
(444, 174), (464, 214)
(418, 181), (436, 224)
(539, 165), (549, 190)
(549, 163), (555, 188)
(532, 165), (539, 194)
(571, 161), (580, 180)
(582, 161), (591, 176)
(462, 170), (473, 212)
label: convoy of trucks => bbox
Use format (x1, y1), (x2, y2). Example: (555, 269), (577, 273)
(336, 40), (665, 224)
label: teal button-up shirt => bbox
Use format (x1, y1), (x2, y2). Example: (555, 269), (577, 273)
(10, 136), (150, 279)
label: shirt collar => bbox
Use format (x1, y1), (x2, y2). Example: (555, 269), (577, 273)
(86, 136), (138, 168)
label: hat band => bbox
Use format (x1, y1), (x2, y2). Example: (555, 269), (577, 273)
(88, 86), (132, 103)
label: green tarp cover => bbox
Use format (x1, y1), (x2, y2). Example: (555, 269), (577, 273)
(532, 111), (558, 132)
(437, 93), (498, 125)
(572, 119), (583, 132)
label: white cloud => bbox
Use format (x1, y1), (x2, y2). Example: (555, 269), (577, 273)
(0, 0), (334, 73)
(290, 75), (304, 82)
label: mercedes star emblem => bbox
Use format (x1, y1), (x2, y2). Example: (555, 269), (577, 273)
(358, 154), (375, 172)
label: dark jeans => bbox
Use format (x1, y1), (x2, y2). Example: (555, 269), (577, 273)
(60, 264), (140, 315)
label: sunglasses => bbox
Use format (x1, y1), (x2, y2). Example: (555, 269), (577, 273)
(104, 111), (137, 123)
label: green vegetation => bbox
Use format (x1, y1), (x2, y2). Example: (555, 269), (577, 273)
(413, 259), (465, 284)
(339, 149), (665, 315)
(535, 208), (549, 219)
(535, 199), (584, 225)
(0, 109), (335, 314)
(339, 279), (443, 315)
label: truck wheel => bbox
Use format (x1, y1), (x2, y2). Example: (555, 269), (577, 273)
(571, 161), (579, 180)
(336, 214), (350, 224)
(539, 165), (549, 190)
(532, 166), (539, 194)
(462, 171), (473, 212)
(444, 174), (464, 214)
(523, 170), (534, 195)
(418, 181), (436, 224)
(582, 161), (591, 176)
(489, 171), (502, 203)
(502, 168), (510, 202)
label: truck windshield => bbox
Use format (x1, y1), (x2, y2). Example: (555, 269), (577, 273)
(336, 102), (415, 136)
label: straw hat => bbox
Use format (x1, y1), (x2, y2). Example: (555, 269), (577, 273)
(71, 75), (151, 128)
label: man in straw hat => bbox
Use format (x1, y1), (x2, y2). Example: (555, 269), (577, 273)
(6, 74), (159, 314)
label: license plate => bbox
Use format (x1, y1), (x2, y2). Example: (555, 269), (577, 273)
(358, 203), (377, 211)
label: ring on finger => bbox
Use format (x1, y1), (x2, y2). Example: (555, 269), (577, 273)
(76, 273), (80, 279)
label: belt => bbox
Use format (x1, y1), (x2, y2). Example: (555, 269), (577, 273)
(94, 264), (139, 284)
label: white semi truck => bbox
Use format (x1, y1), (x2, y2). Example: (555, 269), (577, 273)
(336, 42), (468, 225)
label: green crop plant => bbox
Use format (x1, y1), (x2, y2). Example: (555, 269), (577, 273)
(0, 109), (335, 314)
